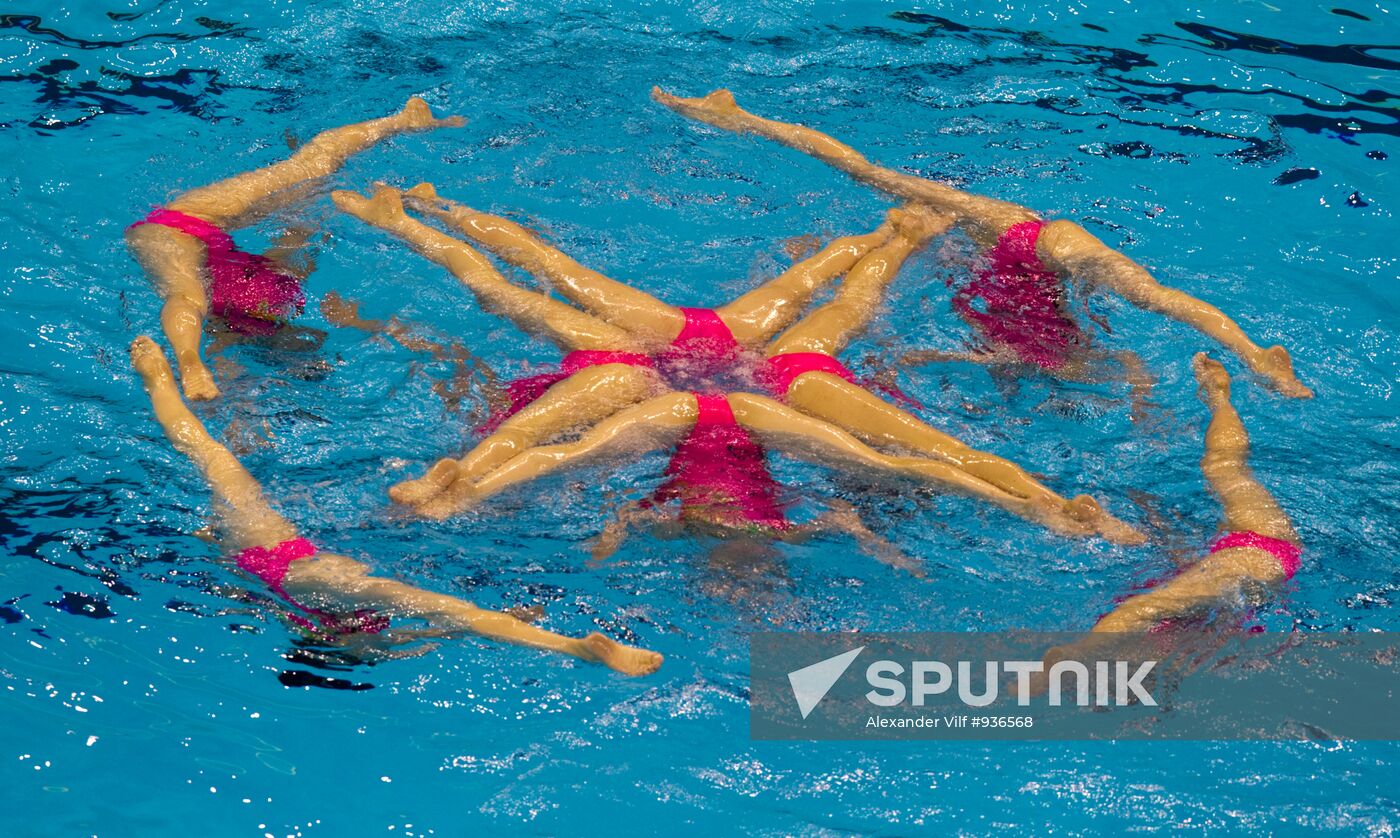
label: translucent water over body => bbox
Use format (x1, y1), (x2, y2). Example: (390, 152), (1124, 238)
(1, 1), (1397, 833)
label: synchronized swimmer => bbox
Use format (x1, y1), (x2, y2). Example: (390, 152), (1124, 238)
(125, 92), (1309, 675)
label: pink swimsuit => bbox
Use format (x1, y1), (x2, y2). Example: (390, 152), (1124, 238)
(129, 209), (306, 336)
(1209, 530), (1302, 580)
(483, 306), (749, 432)
(234, 538), (388, 635)
(951, 220), (1082, 370)
(652, 393), (789, 532)
(758, 351), (925, 411)
(479, 350), (656, 433)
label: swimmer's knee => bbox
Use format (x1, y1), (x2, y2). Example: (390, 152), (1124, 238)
(163, 294), (208, 320)
(482, 426), (533, 455)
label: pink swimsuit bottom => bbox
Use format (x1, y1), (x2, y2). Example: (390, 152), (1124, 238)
(234, 538), (388, 635)
(758, 351), (924, 411)
(479, 350), (655, 433)
(951, 220), (1083, 370)
(129, 208), (306, 336)
(1209, 530), (1302, 580)
(651, 393), (789, 532)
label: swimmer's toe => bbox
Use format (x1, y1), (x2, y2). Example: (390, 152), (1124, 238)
(1192, 352), (1232, 396)
(405, 182), (441, 201)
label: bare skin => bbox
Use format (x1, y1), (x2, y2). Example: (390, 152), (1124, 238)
(129, 335), (661, 676)
(337, 185), (1137, 541)
(1089, 353), (1299, 633)
(127, 97), (465, 402)
(1035, 353), (1302, 684)
(652, 87), (1311, 399)
(409, 388), (1108, 539)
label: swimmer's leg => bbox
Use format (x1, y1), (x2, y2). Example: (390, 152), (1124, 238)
(900, 348), (1018, 367)
(126, 224), (221, 401)
(333, 186), (639, 352)
(589, 500), (672, 564)
(725, 393), (1099, 539)
(168, 98), (464, 228)
(1038, 221), (1312, 398)
(282, 552), (662, 675)
(392, 363), (662, 507)
(1076, 355), (1299, 637)
(413, 392), (698, 520)
(780, 373), (1143, 544)
(712, 211), (900, 345)
(399, 183), (686, 344)
(130, 336), (297, 548)
(765, 205), (951, 357)
(1194, 353), (1297, 543)
(652, 87), (1032, 246)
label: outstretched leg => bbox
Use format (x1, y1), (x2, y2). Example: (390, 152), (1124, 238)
(713, 210), (900, 344)
(391, 363), (662, 507)
(412, 392), (699, 520)
(169, 98), (464, 228)
(334, 186), (640, 352)
(766, 204), (951, 357)
(130, 336), (297, 548)
(779, 373), (1143, 544)
(1081, 355), (1300, 635)
(725, 393), (1101, 540)
(401, 183), (686, 344)
(652, 87), (1031, 247)
(1194, 354), (1297, 543)
(282, 552), (662, 675)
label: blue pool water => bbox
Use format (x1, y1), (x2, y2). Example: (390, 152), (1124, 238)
(2, 1), (1398, 833)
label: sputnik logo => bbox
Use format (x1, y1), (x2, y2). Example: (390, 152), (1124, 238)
(787, 646), (865, 719)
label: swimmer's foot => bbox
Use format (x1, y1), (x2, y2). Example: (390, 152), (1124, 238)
(130, 335), (174, 383)
(414, 483), (477, 521)
(887, 203), (954, 244)
(401, 182), (460, 219)
(133, 336), (219, 401)
(1064, 494), (1147, 546)
(651, 86), (740, 121)
(395, 96), (466, 131)
(332, 184), (411, 228)
(1251, 345), (1312, 399)
(1193, 352), (1234, 407)
(178, 354), (219, 401)
(389, 458), (460, 506)
(578, 632), (663, 676)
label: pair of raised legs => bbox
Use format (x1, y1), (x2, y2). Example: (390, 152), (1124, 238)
(334, 182), (1140, 541)
(127, 97), (465, 401)
(651, 87), (1311, 398)
(129, 336), (661, 675)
